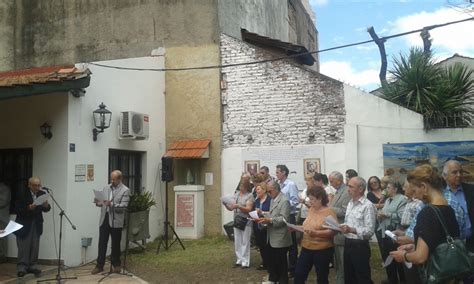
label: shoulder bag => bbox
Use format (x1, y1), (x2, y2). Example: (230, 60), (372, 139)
(233, 194), (248, 230)
(418, 205), (474, 284)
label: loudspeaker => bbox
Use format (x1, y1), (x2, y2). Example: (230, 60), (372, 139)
(161, 157), (174, 182)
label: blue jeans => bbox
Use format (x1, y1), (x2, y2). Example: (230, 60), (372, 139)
(295, 247), (334, 284)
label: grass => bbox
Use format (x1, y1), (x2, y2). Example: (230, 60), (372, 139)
(126, 236), (386, 283)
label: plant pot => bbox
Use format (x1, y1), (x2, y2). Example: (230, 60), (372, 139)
(127, 210), (150, 242)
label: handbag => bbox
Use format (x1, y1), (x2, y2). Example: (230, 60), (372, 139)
(418, 205), (474, 284)
(233, 214), (248, 230)
(232, 194), (248, 230)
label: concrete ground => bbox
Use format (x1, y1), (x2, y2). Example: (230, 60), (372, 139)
(0, 262), (147, 284)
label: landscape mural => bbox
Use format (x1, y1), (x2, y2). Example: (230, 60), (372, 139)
(383, 140), (474, 183)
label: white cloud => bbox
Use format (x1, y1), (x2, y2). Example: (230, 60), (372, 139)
(310, 0), (328, 7)
(320, 60), (381, 90)
(390, 7), (474, 57)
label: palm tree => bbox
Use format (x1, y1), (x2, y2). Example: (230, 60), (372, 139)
(382, 48), (474, 129)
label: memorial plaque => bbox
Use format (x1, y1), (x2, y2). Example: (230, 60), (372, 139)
(176, 194), (194, 227)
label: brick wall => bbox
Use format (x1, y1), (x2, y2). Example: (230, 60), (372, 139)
(220, 34), (345, 148)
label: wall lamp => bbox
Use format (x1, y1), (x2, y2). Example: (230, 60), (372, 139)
(92, 103), (112, 142)
(40, 122), (53, 139)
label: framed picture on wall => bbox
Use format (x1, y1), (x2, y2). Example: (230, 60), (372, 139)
(244, 160), (260, 176)
(303, 158), (320, 177)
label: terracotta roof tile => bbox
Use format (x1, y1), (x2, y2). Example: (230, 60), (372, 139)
(165, 139), (211, 159)
(0, 65), (91, 88)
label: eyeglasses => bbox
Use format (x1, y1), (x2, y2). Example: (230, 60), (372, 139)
(31, 183), (41, 187)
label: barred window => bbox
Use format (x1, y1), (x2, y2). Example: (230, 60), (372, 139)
(108, 149), (143, 194)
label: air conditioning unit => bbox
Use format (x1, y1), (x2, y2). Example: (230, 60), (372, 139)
(119, 111), (149, 140)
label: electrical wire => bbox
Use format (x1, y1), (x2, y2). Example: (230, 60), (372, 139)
(87, 17), (473, 72)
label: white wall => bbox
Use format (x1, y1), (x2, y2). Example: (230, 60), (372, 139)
(64, 55), (166, 266)
(344, 84), (474, 180)
(0, 54), (167, 266)
(221, 144), (345, 225)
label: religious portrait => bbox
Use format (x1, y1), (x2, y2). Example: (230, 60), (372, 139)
(303, 158), (320, 177)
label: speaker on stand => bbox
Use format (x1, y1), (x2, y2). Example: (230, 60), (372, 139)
(157, 156), (185, 253)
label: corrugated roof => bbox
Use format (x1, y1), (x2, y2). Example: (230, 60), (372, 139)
(241, 29), (315, 66)
(164, 139), (211, 159)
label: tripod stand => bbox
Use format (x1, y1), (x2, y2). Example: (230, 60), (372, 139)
(157, 181), (185, 253)
(38, 189), (77, 283)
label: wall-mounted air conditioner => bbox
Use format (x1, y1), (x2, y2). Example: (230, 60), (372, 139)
(119, 111), (149, 140)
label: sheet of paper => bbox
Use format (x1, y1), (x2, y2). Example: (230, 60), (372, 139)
(0, 220), (23, 238)
(283, 219), (304, 233)
(385, 230), (398, 241)
(383, 255), (394, 268)
(33, 193), (49, 206)
(220, 195), (235, 205)
(93, 189), (105, 201)
(323, 215), (341, 231)
(322, 224), (342, 232)
(324, 215), (339, 227)
(249, 210), (259, 220)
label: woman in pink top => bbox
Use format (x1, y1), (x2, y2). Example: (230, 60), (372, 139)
(295, 185), (337, 284)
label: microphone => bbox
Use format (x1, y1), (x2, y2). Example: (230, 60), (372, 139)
(41, 187), (51, 192)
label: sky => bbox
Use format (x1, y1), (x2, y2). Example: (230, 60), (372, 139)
(309, 0), (474, 92)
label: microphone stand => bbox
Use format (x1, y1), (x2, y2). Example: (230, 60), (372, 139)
(99, 187), (116, 282)
(38, 188), (77, 283)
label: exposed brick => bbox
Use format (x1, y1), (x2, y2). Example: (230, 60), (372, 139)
(220, 34), (345, 148)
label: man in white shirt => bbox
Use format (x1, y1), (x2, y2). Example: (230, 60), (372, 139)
(340, 176), (376, 284)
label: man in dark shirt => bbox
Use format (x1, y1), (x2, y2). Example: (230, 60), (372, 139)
(14, 177), (51, 277)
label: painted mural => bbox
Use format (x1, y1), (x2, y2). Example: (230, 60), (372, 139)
(383, 141), (474, 183)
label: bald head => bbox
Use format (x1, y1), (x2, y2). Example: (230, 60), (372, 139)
(28, 177), (41, 193)
(111, 170), (123, 187)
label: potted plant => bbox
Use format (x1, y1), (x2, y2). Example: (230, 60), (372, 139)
(127, 191), (156, 244)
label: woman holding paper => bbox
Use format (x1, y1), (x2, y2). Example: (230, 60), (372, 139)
(253, 182), (271, 270)
(377, 180), (407, 284)
(294, 185), (337, 284)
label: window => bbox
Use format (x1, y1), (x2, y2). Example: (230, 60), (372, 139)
(0, 148), (33, 213)
(108, 149), (143, 194)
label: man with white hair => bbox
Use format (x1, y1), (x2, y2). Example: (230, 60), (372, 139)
(442, 160), (474, 283)
(442, 160), (471, 241)
(328, 171), (351, 284)
(340, 176), (376, 284)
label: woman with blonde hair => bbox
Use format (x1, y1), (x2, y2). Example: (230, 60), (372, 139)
(390, 165), (460, 282)
(226, 175), (254, 268)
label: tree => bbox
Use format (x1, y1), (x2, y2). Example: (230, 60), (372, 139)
(382, 48), (474, 129)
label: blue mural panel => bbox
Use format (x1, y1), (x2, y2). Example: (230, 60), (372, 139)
(383, 140), (474, 182)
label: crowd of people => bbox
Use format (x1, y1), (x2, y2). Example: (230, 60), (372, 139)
(224, 161), (474, 284)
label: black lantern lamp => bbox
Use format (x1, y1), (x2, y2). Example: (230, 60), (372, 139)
(92, 102), (112, 141)
(40, 122), (53, 139)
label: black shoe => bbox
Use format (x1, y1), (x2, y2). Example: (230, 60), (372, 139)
(17, 271), (26, 277)
(27, 268), (42, 276)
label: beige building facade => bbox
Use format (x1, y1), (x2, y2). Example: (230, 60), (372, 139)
(0, 0), (317, 234)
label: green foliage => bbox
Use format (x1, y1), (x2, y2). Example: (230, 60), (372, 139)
(128, 190), (156, 212)
(382, 48), (474, 130)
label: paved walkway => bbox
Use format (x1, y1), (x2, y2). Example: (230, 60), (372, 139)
(0, 262), (147, 284)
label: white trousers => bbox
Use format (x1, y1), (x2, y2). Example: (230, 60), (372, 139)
(233, 224), (252, 267)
